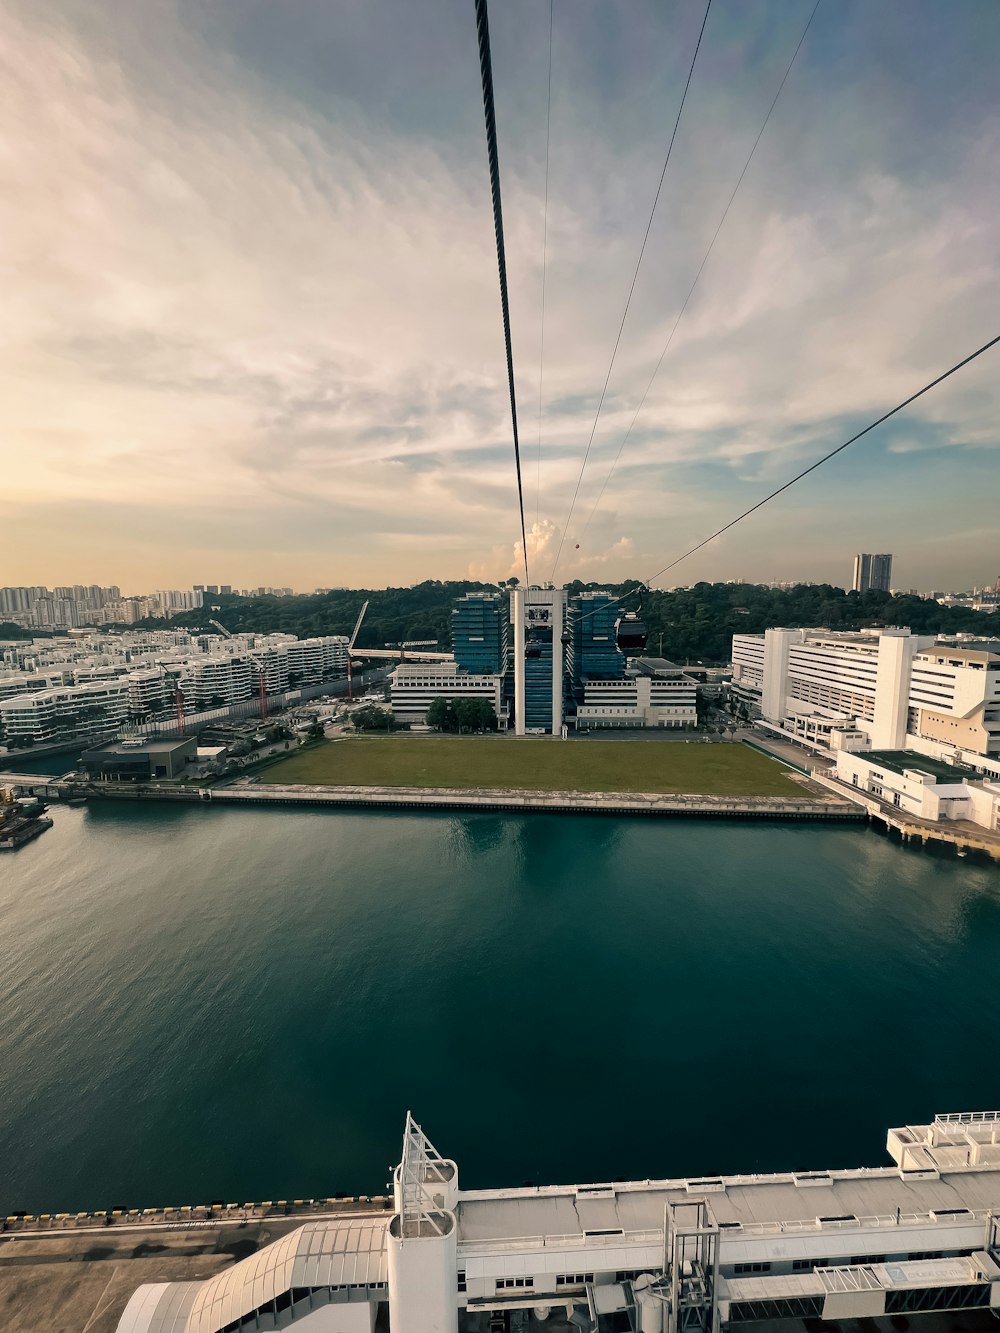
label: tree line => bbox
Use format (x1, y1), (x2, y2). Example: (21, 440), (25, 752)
(119, 580), (1000, 667)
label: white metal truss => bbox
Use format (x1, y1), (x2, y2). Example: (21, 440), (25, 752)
(398, 1111), (451, 1238)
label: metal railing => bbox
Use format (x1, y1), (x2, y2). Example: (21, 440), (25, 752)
(734, 1209), (988, 1238)
(457, 1227), (662, 1256)
(936, 1111), (1000, 1126)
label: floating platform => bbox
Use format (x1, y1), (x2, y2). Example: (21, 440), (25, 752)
(0, 814), (54, 851)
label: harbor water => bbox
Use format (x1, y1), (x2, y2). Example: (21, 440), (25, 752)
(0, 801), (997, 1215)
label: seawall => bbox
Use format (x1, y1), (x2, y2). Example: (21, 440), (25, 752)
(84, 781), (864, 821)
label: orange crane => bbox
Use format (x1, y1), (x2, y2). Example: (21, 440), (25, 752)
(154, 663), (186, 736)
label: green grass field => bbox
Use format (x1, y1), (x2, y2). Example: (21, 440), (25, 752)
(258, 737), (798, 797)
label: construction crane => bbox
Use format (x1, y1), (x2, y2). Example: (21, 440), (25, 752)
(208, 619), (269, 720)
(346, 600), (369, 699)
(157, 663), (187, 736)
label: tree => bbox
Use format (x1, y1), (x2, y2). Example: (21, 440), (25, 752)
(351, 704), (395, 732)
(306, 720), (325, 740)
(455, 697), (496, 732)
(426, 698), (455, 732)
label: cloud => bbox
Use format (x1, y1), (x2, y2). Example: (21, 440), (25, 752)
(2, 0), (999, 592)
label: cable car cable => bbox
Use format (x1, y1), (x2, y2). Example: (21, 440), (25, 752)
(575, 0), (821, 550)
(536, 0), (554, 524)
(569, 331), (1000, 629)
(644, 331), (1000, 584)
(548, 0), (713, 582)
(474, 0), (530, 584)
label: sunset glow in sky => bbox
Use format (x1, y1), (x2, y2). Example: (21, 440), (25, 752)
(3, 0), (999, 592)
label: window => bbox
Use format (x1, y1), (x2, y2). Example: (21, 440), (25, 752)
(457, 1270), (466, 1293)
(733, 1262), (771, 1275)
(496, 1277), (534, 1290)
(556, 1274), (593, 1287)
(792, 1259), (815, 1272)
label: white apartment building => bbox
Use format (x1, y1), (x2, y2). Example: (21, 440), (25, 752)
(180, 654), (256, 710)
(390, 662), (506, 727)
(125, 669), (173, 718)
(284, 635), (349, 685)
(0, 670), (68, 702)
(576, 661), (697, 729)
(0, 679), (129, 744)
(0, 631), (351, 741)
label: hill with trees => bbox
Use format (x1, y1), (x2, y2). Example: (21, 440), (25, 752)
(129, 580), (1000, 667)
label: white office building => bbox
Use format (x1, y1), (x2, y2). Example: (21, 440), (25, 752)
(732, 628), (1000, 760)
(906, 639), (1000, 759)
(834, 749), (1000, 831)
(576, 660), (697, 729)
(390, 662), (506, 727)
(116, 1110), (1000, 1333)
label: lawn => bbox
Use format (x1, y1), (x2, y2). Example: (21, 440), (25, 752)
(258, 737), (799, 797)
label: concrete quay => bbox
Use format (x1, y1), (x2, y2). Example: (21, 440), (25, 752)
(200, 781), (862, 820)
(810, 770), (1000, 861)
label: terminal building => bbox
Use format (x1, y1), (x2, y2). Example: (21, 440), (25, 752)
(80, 736), (198, 782)
(390, 586), (697, 735)
(116, 1109), (1000, 1333)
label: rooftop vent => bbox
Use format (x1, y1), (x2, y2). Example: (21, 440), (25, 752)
(794, 1173), (833, 1188)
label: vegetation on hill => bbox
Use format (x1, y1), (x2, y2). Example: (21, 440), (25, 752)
(128, 581), (999, 666)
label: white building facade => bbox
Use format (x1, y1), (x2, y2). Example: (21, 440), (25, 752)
(116, 1110), (1000, 1333)
(0, 631), (350, 744)
(732, 628), (1000, 760)
(576, 663), (697, 729)
(390, 663), (506, 727)
(835, 749), (1000, 829)
(0, 679), (130, 745)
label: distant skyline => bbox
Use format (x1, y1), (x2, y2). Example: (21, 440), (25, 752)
(3, 1), (999, 590)
(3, 564), (998, 600)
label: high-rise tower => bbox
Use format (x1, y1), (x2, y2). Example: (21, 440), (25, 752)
(510, 586), (566, 735)
(852, 553), (892, 594)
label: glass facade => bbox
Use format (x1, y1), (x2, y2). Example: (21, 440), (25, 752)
(568, 592), (624, 696)
(452, 594), (507, 675)
(523, 625), (554, 728)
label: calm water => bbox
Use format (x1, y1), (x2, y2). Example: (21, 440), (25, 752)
(0, 802), (997, 1215)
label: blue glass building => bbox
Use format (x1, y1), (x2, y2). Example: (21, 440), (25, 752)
(451, 593), (507, 675)
(567, 592), (625, 697)
(522, 625), (555, 729)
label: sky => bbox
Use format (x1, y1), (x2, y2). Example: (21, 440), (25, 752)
(2, 0), (999, 595)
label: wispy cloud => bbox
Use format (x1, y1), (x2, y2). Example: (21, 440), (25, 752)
(2, 0), (998, 591)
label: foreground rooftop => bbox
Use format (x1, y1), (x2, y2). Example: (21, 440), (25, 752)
(6, 1112), (1000, 1333)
